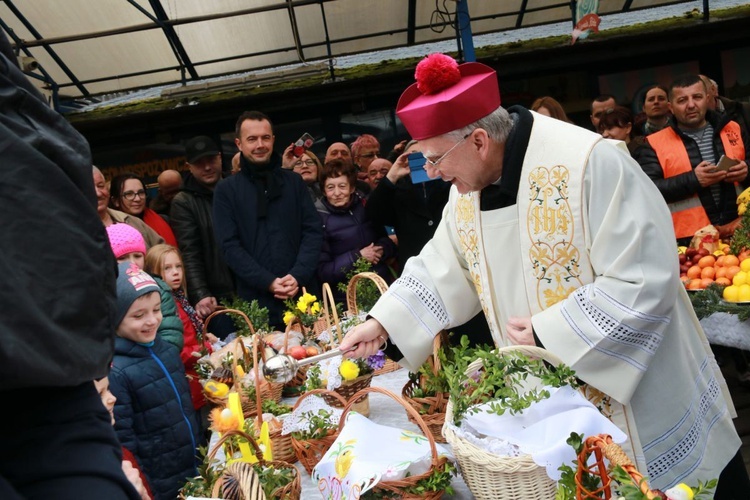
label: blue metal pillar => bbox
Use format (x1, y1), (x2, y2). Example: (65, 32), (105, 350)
(455, 0), (475, 62)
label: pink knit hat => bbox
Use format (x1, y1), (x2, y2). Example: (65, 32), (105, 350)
(396, 53), (501, 140)
(106, 223), (146, 258)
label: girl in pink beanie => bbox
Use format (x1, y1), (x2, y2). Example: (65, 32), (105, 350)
(106, 223), (185, 350)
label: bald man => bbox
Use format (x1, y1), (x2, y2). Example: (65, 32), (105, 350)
(149, 169), (183, 216)
(325, 142), (353, 165)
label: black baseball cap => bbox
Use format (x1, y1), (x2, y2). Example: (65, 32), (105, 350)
(185, 136), (220, 164)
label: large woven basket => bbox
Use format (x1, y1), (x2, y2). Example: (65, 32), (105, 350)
(207, 428), (300, 500)
(576, 434), (658, 499)
(402, 333), (448, 443)
(202, 309), (284, 416)
(442, 345), (566, 500)
(345, 272), (401, 375)
(290, 388), (348, 474)
(339, 387), (448, 500)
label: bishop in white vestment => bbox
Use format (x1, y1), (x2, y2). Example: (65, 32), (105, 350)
(341, 54), (745, 493)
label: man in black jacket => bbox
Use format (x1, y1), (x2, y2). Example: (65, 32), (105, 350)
(170, 137), (235, 324)
(214, 111), (322, 328)
(635, 74), (749, 244)
(0, 32), (139, 499)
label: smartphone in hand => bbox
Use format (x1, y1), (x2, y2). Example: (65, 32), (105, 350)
(408, 152), (431, 183)
(293, 133), (314, 157)
(715, 155), (740, 172)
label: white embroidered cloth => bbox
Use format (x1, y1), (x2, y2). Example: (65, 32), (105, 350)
(457, 385), (627, 480)
(281, 394), (342, 436)
(311, 411), (453, 499)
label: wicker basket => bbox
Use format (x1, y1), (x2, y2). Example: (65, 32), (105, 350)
(442, 345), (568, 500)
(247, 336), (296, 463)
(576, 434), (658, 499)
(402, 333), (448, 443)
(207, 428), (301, 500)
(290, 389), (348, 474)
(345, 272), (401, 375)
(201, 309), (284, 416)
(321, 373), (373, 417)
(339, 387), (449, 500)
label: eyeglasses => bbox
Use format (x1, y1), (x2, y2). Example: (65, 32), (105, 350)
(294, 159), (317, 168)
(424, 133), (471, 168)
(358, 152), (379, 159)
(122, 189), (146, 201)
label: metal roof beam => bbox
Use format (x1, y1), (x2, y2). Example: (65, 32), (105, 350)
(407, 0), (417, 45)
(285, 0), (305, 62)
(15, 0), (335, 49)
(3, 0), (90, 96)
(136, 0), (199, 80)
(516, 0), (529, 28)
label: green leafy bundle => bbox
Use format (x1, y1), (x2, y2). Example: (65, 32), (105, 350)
(291, 409), (338, 441)
(221, 297), (271, 335)
(262, 399), (292, 416)
(253, 463), (297, 499)
(337, 257), (381, 312)
(360, 462), (457, 499)
(730, 206), (750, 255)
(444, 336), (579, 426)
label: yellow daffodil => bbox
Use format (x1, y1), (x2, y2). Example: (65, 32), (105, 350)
(339, 359), (360, 381)
(283, 310), (295, 325)
(310, 302), (321, 315)
(296, 293), (318, 313)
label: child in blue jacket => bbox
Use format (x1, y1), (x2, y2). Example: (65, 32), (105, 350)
(109, 261), (200, 500)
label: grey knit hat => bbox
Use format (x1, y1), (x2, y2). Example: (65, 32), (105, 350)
(116, 261), (160, 327)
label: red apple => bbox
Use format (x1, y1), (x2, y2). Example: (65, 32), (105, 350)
(288, 346), (308, 360)
(679, 264), (690, 274)
(685, 248), (698, 259)
(697, 248), (710, 257)
(678, 254), (687, 265)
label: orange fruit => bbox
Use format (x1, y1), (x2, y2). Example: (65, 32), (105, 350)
(726, 265), (742, 281)
(700, 278), (714, 288)
(686, 265), (702, 280)
(715, 267), (728, 279)
(716, 277), (732, 286)
(701, 267), (716, 280)
(698, 255), (716, 268)
(716, 255), (726, 267)
(687, 279), (703, 290)
(680, 275), (690, 284)
(724, 255), (740, 267)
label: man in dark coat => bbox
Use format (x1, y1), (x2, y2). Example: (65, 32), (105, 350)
(170, 136), (235, 327)
(213, 111), (323, 328)
(0, 31), (139, 499)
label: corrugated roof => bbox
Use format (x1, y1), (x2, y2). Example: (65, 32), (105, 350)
(1, 0), (699, 105)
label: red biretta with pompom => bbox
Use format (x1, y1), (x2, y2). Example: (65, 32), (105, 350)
(396, 53), (501, 140)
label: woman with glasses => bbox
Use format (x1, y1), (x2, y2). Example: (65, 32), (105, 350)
(351, 134), (381, 184)
(110, 173), (178, 246)
(292, 150), (324, 202)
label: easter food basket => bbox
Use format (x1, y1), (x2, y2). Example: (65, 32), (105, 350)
(201, 309), (283, 416)
(207, 428), (300, 500)
(443, 345), (571, 500)
(345, 272), (401, 375)
(401, 332), (448, 443)
(289, 388), (348, 474)
(339, 387), (448, 500)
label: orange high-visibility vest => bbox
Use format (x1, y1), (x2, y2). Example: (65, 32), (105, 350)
(646, 122), (745, 239)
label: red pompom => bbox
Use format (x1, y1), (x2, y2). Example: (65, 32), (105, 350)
(415, 53), (461, 95)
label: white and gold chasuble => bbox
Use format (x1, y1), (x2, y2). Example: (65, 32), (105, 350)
(370, 112), (740, 490)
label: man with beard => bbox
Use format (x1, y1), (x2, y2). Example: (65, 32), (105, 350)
(213, 111), (323, 328)
(170, 136), (235, 325)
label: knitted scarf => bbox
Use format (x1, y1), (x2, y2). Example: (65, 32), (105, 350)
(172, 289), (204, 337)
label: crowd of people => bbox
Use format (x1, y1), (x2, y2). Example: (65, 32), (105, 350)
(4, 18), (750, 497)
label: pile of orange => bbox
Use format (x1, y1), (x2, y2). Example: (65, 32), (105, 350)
(680, 247), (750, 301)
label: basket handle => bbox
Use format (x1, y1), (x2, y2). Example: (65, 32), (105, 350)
(210, 462), (267, 500)
(463, 344), (565, 377)
(321, 282), (342, 346)
(346, 272), (388, 316)
(576, 434), (658, 499)
(339, 386), (440, 469)
(203, 307), (258, 339)
(283, 316), (306, 353)
(291, 387), (348, 412)
(206, 428), (266, 465)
